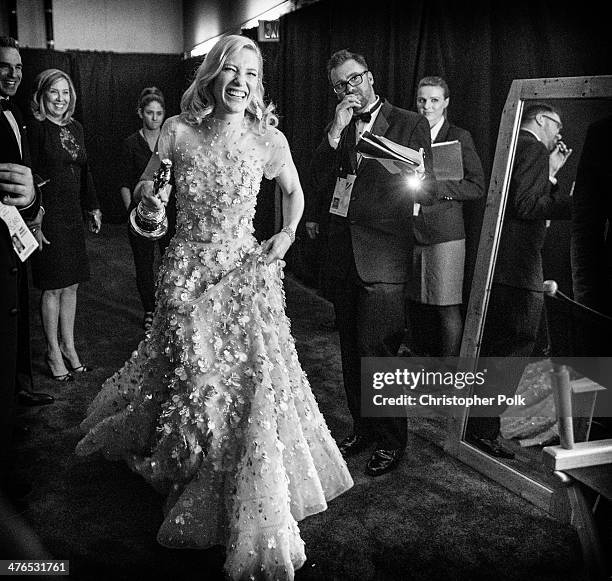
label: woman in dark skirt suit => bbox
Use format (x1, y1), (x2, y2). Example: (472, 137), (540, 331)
(28, 69), (101, 381)
(409, 76), (485, 356)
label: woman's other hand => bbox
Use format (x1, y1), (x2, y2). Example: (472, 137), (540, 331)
(88, 209), (102, 234)
(26, 206), (50, 251)
(30, 226), (50, 250)
(262, 230), (292, 264)
(305, 221), (319, 239)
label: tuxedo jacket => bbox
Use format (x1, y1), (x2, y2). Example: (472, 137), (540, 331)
(571, 115), (612, 315)
(1, 101), (39, 394)
(1, 101), (38, 285)
(310, 100), (435, 284)
(414, 120), (485, 245)
(494, 129), (571, 292)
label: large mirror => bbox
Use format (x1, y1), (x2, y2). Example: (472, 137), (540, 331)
(444, 75), (612, 515)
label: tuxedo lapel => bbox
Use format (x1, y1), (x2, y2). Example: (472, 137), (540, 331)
(434, 119), (450, 144)
(0, 109), (24, 163)
(370, 101), (390, 137)
(356, 100), (390, 175)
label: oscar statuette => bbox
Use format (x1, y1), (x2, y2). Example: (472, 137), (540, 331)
(129, 159), (172, 240)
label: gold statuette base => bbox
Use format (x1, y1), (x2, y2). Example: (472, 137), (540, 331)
(129, 204), (168, 240)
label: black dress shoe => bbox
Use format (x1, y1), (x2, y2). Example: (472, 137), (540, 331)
(338, 434), (371, 458)
(16, 390), (55, 407)
(467, 435), (515, 459)
(365, 448), (404, 476)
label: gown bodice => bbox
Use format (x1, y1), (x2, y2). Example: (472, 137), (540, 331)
(156, 115), (289, 291)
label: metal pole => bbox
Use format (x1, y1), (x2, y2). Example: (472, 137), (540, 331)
(44, 0), (54, 49)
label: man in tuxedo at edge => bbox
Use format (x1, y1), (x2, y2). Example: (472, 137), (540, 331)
(310, 49), (435, 476)
(467, 102), (572, 458)
(1, 36), (54, 499)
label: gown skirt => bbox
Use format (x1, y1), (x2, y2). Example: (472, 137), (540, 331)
(76, 243), (354, 580)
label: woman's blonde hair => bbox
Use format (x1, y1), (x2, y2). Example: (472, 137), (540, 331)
(31, 68), (76, 125)
(181, 34), (277, 133)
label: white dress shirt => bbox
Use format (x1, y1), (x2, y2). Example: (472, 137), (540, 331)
(429, 116), (445, 143)
(2, 103), (23, 156)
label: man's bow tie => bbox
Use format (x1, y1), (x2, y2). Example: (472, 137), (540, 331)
(0, 98), (9, 111)
(352, 99), (382, 124)
(353, 111), (372, 123)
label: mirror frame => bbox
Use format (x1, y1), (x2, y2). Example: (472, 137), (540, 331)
(443, 75), (612, 515)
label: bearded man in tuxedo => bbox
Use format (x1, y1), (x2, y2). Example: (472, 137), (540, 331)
(310, 49), (435, 476)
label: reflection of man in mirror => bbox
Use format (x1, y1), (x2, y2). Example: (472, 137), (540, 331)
(467, 102), (573, 458)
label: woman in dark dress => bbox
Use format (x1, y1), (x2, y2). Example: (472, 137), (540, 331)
(28, 69), (101, 381)
(119, 87), (175, 330)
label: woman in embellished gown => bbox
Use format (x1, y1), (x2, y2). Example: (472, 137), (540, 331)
(76, 35), (354, 580)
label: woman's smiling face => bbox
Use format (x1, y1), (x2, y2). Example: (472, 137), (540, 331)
(44, 77), (71, 121)
(212, 47), (260, 119)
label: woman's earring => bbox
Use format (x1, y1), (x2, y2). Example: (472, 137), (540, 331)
(255, 105), (263, 120)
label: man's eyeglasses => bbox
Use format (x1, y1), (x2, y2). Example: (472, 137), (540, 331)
(332, 70), (369, 95)
(541, 114), (563, 132)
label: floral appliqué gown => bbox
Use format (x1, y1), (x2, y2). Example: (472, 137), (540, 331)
(76, 115), (354, 580)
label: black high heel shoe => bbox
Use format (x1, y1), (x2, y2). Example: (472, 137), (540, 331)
(60, 352), (93, 374)
(67, 363), (93, 373)
(45, 358), (74, 383)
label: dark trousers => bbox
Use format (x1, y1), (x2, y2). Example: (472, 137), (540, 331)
(332, 258), (407, 450)
(0, 290), (18, 483)
(468, 283), (543, 440)
(127, 226), (172, 313)
(16, 261), (33, 393)
(1, 260), (31, 484)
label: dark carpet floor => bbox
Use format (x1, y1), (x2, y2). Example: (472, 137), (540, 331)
(8, 224), (586, 580)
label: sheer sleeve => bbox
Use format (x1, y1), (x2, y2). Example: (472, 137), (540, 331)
(263, 128), (290, 180)
(156, 115), (179, 163)
(140, 116), (179, 181)
(71, 120), (99, 211)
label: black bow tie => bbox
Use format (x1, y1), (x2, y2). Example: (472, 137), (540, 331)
(354, 111), (372, 123)
(352, 99), (382, 124)
(0, 98), (9, 111)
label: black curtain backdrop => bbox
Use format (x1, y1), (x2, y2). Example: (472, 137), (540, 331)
(14, 0), (612, 280)
(17, 49), (183, 223)
(251, 0), (612, 291)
